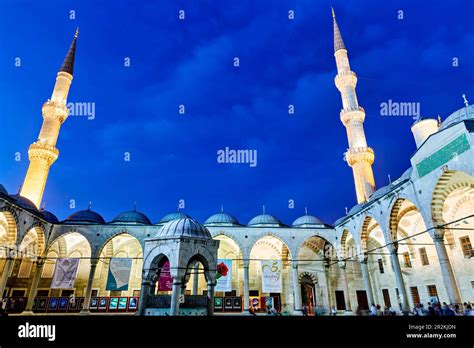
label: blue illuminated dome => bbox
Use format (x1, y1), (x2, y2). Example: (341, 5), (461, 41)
(248, 213), (283, 227)
(9, 194), (38, 212)
(159, 211), (191, 224)
(204, 212), (240, 226)
(111, 210), (151, 225)
(40, 210), (59, 223)
(64, 209), (105, 224)
(292, 214), (324, 227)
(158, 217), (211, 239)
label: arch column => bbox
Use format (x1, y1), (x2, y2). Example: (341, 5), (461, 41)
(360, 257), (374, 306)
(207, 281), (216, 315)
(324, 260), (334, 311)
(80, 258), (99, 315)
(387, 244), (409, 312)
(291, 261), (302, 315)
(138, 278), (152, 316)
(243, 259), (250, 314)
(433, 230), (461, 304)
(193, 263), (199, 295)
(0, 256), (15, 298)
(170, 277), (182, 316)
(338, 261), (352, 312)
(24, 257), (46, 313)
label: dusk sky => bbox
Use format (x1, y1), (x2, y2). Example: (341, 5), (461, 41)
(0, 0), (473, 225)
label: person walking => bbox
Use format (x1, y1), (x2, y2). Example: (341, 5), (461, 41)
(370, 303), (377, 316)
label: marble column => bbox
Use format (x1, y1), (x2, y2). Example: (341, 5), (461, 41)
(0, 257), (14, 299)
(137, 279), (152, 316)
(360, 258), (374, 307)
(243, 260), (250, 313)
(338, 261), (352, 311)
(207, 282), (215, 315)
(170, 279), (182, 316)
(24, 257), (46, 313)
(193, 263), (199, 295)
(388, 244), (409, 312)
(80, 259), (98, 314)
(291, 262), (302, 314)
(324, 260), (334, 311)
(433, 231), (461, 304)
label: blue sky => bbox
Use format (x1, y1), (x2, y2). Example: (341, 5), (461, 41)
(0, 0), (473, 224)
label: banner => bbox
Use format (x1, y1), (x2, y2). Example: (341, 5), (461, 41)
(215, 259), (232, 292)
(158, 261), (172, 291)
(51, 258), (80, 289)
(106, 258), (133, 291)
(261, 260), (282, 293)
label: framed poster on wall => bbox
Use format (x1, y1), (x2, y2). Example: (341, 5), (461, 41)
(48, 298), (59, 311)
(109, 297), (119, 310)
(58, 297), (69, 311)
(233, 297), (242, 311)
(128, 297), (139, 311)
(118, 297), (128, 311)
(98, 297), (108, 311)
(214, 297), (223, 311)
(89, 297), (99, 310)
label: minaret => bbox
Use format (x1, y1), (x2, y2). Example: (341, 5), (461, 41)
(332, 9), (375, 203)
(20, 29), (78, 208)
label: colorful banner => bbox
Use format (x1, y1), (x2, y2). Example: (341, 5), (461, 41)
(215, 259), (232, 292)
(51, 258), (80, 289)
(106, 258), (133, 291)
(158, 261), (172, 291)
(261, 260), (282, 293)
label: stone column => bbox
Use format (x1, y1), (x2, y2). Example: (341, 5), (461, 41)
(207, 282), (215, 315)
(324, 260), (334, 311)
(388, 244), (409, 312)
(291, 262), (302, 315)
(170, 278), (182, 316)
(433, 231), (461, 304)
(360, 258), (374, 307)
(24, 257), (46, 313)
(137, 279), (152, 316)
(80, 259), (98, 314)
(243, 260), (250, 313)
(338, 261), (352, 311)
(193, 263), (199, 295)
(0, 257), (14, 298)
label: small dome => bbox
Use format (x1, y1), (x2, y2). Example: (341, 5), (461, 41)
(292, 215), (324, 227)
(248, 214), (283, 227)
(111, 210), (151, 225)
(204, 212), (240, 226)
(158, 217), (211, 239)
(9, 194), (38, 211)
(64, 209), (105, 224)
(159, 211), (191, 224)
(0, 185), (7, 195)
(439, 104), (474, 130)
(40, 210), (59, 223)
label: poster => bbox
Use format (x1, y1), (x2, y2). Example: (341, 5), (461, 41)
(51, 258), (80, 289)
(215, 259), (232, 292)
(158, 261), (172, 291)
(261, 260), (282, 293)
(106, 258), (133, 291)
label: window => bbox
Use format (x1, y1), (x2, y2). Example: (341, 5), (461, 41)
(459, 236), (473, 258)
(410, 287), (420, 305)
(403, 252), (412, 268)
(419, 248), (429, 266)
(427, 285), (438, 297)
(41, 255), (57, 278)
(378, 259), (384, 274)
(382, 289), (391, 308)
(18, 258), (33, 278)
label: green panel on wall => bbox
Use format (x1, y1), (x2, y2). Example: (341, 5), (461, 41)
(416, 133), (470, 178)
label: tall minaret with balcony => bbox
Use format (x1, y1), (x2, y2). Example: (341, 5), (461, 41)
(332, 9), (375, 203)
(20, 29), (78, 208)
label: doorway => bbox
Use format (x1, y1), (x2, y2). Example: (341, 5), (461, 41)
(356, 290), (368, 310)
(300, 274), (316, 315)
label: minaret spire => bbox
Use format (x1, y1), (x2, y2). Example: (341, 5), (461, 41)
(332, 9), (376, 203)
(20, 29), (78, 207)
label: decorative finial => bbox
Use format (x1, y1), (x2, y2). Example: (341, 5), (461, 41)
(345, 207), (348, 215)
(41, 202), (46, 210)
(388, 174), (392, 185)
(462, 94), (469, 107)
(75, 27), (79, 38)
(437, 115), (442, 128)
(221, 205), (224, 213)
(262, 205), (266, 215)
(305, 206), (308, 215)
(88, 201), (92, 210)
(331, 7), (336, 18)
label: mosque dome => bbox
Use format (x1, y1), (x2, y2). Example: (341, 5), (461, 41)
(204, 212), (240, 226)
(64, 209), (105, 224)
(248, 213), (283, 227)
(0, 185), (7, 195)
(158, 217), (211, 239)
(40, 210), (59, 223)
(439, 104), (474, 130)
(111, 210), (151, 225)
(292, 214), (324, 227)
(9, 194), (38, 212)
(159, 211), (191, 224)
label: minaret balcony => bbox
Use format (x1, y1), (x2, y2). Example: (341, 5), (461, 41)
(345, 147), (374, 166)
(334, 70), (357, 90)
(340, 107), (365, 124)
(28, 142), (59, 163)
(42, 100), (69, 123)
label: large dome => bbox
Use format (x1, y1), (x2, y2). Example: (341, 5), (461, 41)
(9, 194), (38, 211)
(111, 210), (151, 225)
(40, 210), (59, 223)
(204, 212), (240, 226)
(439, 104), (474, 130)
(158, 217), (211, 239)
(292, 214), (324, 227)
(159, 211), (191, 224)
(64, 209), (105, 224)
(0, 185), (7, 195)
(248, 214), (283, 227)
